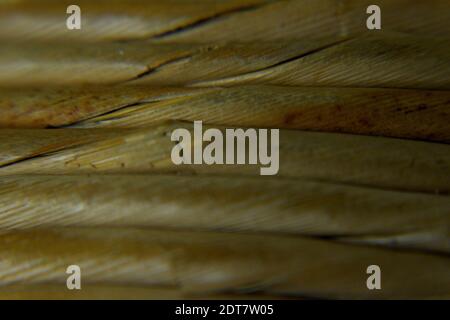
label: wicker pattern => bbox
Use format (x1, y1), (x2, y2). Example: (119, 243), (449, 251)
(0, 0), (449, 299)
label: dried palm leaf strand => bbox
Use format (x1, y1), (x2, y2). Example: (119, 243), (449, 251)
(0, 40), (324, 86)
(0, 127), (124, 166)
(2, 85), (449, 144)
(68, 87), (450, 142)
(0, 174), (448, 253)
(0, 0), (448, 42)
(151, 0), (450, 44)
(190, 35), (450, 89)
(0, 284), (286, 300)
(0, 122), (449, 194)
(0, 0), (269, 42)
(0, 228), (448, 299)
(1, 34), (449, 90)
(0, 86), (212, 128)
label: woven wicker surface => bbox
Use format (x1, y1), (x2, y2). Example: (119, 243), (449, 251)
(0, 0), (449, 299)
